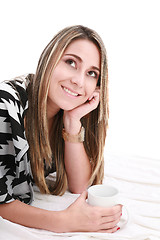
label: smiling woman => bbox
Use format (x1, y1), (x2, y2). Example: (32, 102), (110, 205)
(0, 25), (122, 233)
(47, 39), (100, 114)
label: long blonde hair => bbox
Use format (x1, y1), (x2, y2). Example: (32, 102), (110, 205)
(25, 25), (109, 195)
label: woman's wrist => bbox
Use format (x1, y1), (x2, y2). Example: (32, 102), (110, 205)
(63, 114), (82, 135)
(46, 210), (69, 233)
(62, 126), (85, 143)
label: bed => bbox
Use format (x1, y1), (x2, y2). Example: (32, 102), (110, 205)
(0, 151), (160, 240)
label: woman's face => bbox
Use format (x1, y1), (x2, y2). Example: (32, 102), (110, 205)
(47, 39), (100, 117)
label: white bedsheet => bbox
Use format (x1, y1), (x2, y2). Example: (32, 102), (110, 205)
(0, 152), (160, 240)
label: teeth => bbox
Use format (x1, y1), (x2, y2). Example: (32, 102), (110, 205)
(63, 87), (78, 96)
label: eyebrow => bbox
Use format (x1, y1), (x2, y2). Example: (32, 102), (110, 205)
(65, 53), (100, 72)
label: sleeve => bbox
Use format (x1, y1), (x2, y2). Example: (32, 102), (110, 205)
(0, 82), (33, 204)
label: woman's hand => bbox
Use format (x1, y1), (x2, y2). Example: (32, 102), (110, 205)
(66, 87), (100, 121)
(61, 191), (122, 233)
(63, 87), (100, 134)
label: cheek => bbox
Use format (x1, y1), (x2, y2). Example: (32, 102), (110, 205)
(50, 69), (61, 82)
(86, 81), (97, 94)
(50, 62), (66, 81)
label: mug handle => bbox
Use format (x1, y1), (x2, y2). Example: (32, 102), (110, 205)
(117, 204), (129, 229)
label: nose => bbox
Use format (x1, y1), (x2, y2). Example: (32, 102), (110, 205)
(70, 72), (85, 88)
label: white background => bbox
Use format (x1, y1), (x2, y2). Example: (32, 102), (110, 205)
(0, 0), (159, 159)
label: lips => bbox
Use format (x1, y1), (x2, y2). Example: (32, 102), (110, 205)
(62, 86), (80, 97)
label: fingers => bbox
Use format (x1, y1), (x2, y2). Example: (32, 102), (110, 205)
(97, 226), (120, 233)
(100, 206), (121, 231)
(100, 210), (122, 224)
(101, 215), (121, 228)
(92, 205), (122, 233)
(88, 89), (100, 106)
(83, 91), (99, 116)
(100, 204), (123, 217)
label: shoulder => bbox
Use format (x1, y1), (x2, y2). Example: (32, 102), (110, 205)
(0, 74), (32, 112)
(0, 74), (30, 97)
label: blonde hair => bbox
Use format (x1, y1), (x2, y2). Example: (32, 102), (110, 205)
(25, 25), (109, 195)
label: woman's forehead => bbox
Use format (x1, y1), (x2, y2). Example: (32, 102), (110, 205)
(63, 39), (101, 69)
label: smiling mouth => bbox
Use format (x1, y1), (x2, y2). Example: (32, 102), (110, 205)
(62, 86), (79, 97)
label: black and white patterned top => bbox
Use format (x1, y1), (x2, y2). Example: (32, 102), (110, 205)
(0, 75), (56, 205)
(0, 75), (34, 204)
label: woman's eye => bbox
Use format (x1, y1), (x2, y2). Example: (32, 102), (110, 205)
(66, 59), (76, 68)
(87, 71), (98, 78)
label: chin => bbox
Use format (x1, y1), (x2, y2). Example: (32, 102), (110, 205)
(59, 101), (84, 112)
(61, 106), (76, 111)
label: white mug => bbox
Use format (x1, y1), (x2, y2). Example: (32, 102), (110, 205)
(88, 184), (129, 229)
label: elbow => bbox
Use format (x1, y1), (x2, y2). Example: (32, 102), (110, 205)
(69, 189), (83, 194)
(68, 184), (88, 194)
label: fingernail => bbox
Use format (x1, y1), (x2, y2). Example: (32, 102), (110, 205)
(117, 227), (120, 231)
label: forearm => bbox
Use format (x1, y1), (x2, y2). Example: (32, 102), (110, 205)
(63, 115), (92, 193)
(0, 200), (65, 233)
(64, 141), (92, 193)
(0, 194), (122, 234)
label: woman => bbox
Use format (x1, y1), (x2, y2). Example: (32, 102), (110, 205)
(0, 25), (122, 233)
